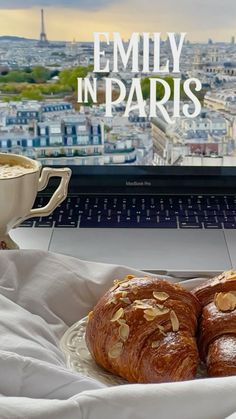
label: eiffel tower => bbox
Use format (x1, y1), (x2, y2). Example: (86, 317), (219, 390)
(38, 9), (49, 47)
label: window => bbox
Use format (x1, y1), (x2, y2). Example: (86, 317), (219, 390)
(40, 138), (47, 146)
(50, 127), (61, 134)
(93, 135), (99, 144)
(67, 127), (73, 135)
(77, 125), (86, 132)
(49, 136), (63, 145)
(77, 135), (89, 145)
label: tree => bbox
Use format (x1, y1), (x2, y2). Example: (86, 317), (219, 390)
(59, 65), (93, 92)
(31, 66), (51, 83)
(20, 87), (43, 101)
(0, 69), (45, 84)
(141, 76), (184, 100)
(6, 71), (26, 83)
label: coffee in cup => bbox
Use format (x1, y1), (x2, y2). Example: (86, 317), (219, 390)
(0, 163), (35, 179)
(0, 153), (71, 250)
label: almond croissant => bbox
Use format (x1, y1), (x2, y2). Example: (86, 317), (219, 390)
(86, 275), (201, 383)
(193, 270), (236, 377)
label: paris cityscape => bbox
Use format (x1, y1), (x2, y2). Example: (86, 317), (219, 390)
(0, 9), (235, 166)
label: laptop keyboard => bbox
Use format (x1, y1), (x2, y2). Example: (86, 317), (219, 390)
(20, 195), (236, 229)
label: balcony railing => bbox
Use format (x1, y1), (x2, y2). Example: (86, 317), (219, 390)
(104, 147), (135, 154)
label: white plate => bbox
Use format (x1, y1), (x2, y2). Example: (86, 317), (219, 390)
(60, 316), (128, 386)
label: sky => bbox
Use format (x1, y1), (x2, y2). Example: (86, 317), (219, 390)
(0, 0), (235, 43)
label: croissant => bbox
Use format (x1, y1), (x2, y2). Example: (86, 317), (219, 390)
(192, 270), (236, 377)
(86, 275), (201, 383)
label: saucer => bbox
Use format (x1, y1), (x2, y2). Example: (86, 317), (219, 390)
(60, 316), (127, 386)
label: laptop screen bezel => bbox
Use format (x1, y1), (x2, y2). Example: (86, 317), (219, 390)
(43, 164), (236, 195)
(64, 165), (236, 176)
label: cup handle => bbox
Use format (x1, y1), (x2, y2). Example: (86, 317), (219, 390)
(23, 167), (72, 220)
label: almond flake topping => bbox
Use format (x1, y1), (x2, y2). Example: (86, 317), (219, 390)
(157, 305), (170, 314)
(132, 286), (139, 295)
(119, 323), (130, 341)
(144, 306), (170, 320)
(88, 311), (93, 321)
(151, 341), (160, 349)
(157, 324), (165, 331)
(108, 342), (123, 359)
(214, 292), (236, 312)
(144, 308), (160, 317)
(219, 271), (236, 281)
(153, 291), (169, 301)
(111, 308), (124, 322)
(227, 273), (236, 280)
(118, 319), (126, 325)
(113, 279), (120, 285)
(126, 274), (135, 279)
(157, 324), (166, 335)
(156, 304), (164, 309)
(134, 300), (153, 310)
(144, 314), (155, 322)
(170, 310), (179, 332)
(106, 296), (117, 305)
(113, 275), (135, 287)
(120, 282), (129, 288)
(133, 300), (143, 304)
(120, 297), (131, 304)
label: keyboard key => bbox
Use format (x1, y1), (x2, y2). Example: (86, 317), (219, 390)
(203, 222), (222, 229)
(55, 221), (78, 228)
(55, 215), (78, 228)
(179, 222), (202, 229)
(35, 220), (54, 228)
(20, 220), (34, 227)
(178, 216), (199, 223)
(139, 216), (177, 228)
(223, 222), (236, 229)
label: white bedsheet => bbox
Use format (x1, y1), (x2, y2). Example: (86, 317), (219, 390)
(0, 250), (235, 419)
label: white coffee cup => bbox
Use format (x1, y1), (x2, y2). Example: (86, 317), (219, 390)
(0, 153), (71, 250)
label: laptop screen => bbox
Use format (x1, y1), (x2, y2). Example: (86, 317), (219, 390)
(0, 4), (235, 169)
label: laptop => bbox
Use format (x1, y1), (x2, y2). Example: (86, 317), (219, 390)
(5, 12), (235, 272)
(11, 163), (236, 272)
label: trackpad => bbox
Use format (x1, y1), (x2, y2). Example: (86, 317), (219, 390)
(50, 229), (230, 271)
